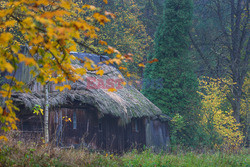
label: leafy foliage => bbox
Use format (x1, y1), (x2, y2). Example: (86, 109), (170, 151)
(190, 0), (249, 126)
(198, 77), (244, 151)
(170, 113), (185, 145)
(97, 0), (153, 88)
(0, 0), (130, 140)
(33, 104), (43, 115)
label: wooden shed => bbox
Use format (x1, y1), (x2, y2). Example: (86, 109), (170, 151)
(7, 52), (170, 152)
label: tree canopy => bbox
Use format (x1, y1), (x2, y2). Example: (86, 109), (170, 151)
(0, 0), (130, 140)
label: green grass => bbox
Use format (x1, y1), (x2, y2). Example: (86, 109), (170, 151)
(0, 140), (249, 167)
(121, 150), (249, 167)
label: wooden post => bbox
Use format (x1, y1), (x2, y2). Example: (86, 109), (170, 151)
(44, 83), (49, 143)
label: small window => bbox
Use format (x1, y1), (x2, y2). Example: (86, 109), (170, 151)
(73, 112), (77, 129)
(132, 119), (139, 132)
(135, 121), (138, 132)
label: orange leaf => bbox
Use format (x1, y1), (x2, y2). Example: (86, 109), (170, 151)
(108, 88), (117, 92)
(0, 8), (13, 17)
(0, 90), (9, 98)
(18, 54), (36, 66)
(0, 32), (13, 47)
(124, 53), (133, 62)
(4, 63), (14, 73)
(93, 13), (110, 25)
(64, 85), (71, 90)
(99, 40), (107, 45)
(148, 58), (158, 64)
(49, 78), (58, 84)
(82, 5), (96, 10)
(11, 44), (20, 54)
(103, 0), (108, 4)
(60, 0), (71, 10)
(104, 46), (119, 54)
(116, 54), (122, 58)
(96, 70), (104, 76)
(138, 63), (145, 67)
(11, 123), (17, 130)
(5, 75), (16, 81)
(84, 62), (94, 71)
(55, 86), (65, 91)
(119, 66), (127, 71)
(4, 20), (16, 27)
(0, 136), (8, 142)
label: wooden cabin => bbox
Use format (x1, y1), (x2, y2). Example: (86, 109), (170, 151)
(6, 52), (170, 152)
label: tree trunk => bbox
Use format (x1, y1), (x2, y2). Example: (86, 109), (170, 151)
(192, 0), (249, 124)
(44, 83), (49, 143)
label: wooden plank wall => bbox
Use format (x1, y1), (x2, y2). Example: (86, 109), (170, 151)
(16, 108), (44, 142)
(17, 107), (168, 152)
(50, 108), (99, 148)
(49, 107), (148, 152)
(145, 119), (170, 151)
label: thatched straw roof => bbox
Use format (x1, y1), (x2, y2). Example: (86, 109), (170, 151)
(11, 53), (165, 122)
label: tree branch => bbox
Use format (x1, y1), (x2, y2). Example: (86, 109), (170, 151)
(188, 31), (214, 74)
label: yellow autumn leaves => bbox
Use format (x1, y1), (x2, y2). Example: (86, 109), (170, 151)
(0, 0), (131, 141)
(198, 77), (244, 151)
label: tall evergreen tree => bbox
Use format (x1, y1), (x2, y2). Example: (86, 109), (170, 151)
(142, 0), (201, 146)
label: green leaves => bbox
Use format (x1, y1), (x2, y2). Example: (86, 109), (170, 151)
(33, 104), (44, 115)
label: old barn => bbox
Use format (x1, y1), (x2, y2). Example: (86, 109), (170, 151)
(8, 52), (170, 152)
